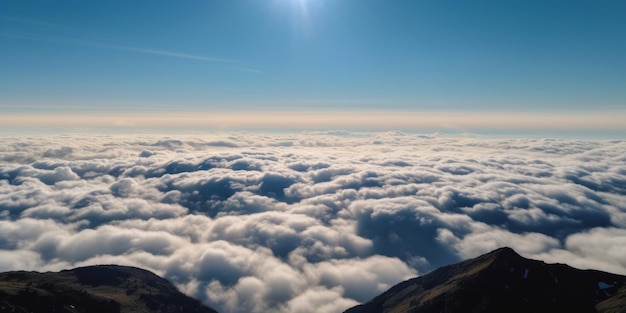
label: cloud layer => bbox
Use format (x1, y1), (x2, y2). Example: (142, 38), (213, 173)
(1, 132), (625, 312)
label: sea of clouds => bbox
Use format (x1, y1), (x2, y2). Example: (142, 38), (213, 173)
(1, 131), (625, 312)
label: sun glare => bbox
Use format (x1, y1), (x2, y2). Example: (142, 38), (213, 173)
(271, 0), (323, 36)
(276, 0), (324, 20)
(287, 0), (312, 9)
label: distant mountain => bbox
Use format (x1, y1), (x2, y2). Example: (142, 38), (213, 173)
(0, 265), (217, 313)
(345, 247), (626, 313)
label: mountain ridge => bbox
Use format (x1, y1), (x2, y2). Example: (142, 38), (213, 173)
(345, 247), (626, 313)
(0, 264), (217, 313)
(2, 248), (625, 313)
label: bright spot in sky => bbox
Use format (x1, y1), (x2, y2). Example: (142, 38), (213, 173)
(275, 0), (313, 14)
(274, 0), (322, 32)
(286, 0), (314, 10)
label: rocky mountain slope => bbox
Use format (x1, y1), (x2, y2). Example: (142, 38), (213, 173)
(0, 265), (217, 313)
(345, 247), (626, 313)
(2, 249), (625, 313)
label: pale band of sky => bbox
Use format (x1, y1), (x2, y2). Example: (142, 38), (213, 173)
(1, 111), (625, 132)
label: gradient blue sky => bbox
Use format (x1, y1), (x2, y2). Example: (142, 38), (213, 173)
(1, 0), (625, 133)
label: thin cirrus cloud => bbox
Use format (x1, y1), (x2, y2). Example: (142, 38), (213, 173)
(0, 132), (625, 313)
(0, 14), (232, 64)
(0, 30), (235, 64)
(1, 15), (254, 71)
(100, 44), (235, 64)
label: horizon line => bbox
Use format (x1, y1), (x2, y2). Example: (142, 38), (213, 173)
(1, 110), (625, 134)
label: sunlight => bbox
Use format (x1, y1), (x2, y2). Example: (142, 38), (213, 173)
(272, 0), (324, 35)
(285, 0), (312, 11)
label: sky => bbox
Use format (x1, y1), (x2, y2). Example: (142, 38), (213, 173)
(1, 0), (625, 134)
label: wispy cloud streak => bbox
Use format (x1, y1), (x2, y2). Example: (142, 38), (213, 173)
(102, 45), (234, 63)
(0, 31), (234, 64)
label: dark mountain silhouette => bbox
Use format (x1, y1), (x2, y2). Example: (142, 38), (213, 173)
(0, 265), (217, 313)
(345, 247), (626, 313)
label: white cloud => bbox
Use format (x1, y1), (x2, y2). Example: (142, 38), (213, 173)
(0, 133), (625, 312)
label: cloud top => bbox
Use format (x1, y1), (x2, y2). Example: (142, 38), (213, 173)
(1, 132), (625, 312)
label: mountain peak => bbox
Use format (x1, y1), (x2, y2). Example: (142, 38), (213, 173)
(480, 247), (527, 266)
(346, 248), (626, 313)
(487, 246), (519, 258)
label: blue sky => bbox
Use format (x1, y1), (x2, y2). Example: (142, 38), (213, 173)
(1, 0), (625, 133)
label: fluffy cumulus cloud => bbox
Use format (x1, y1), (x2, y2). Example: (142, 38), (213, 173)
(0, 132), (625, 312)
